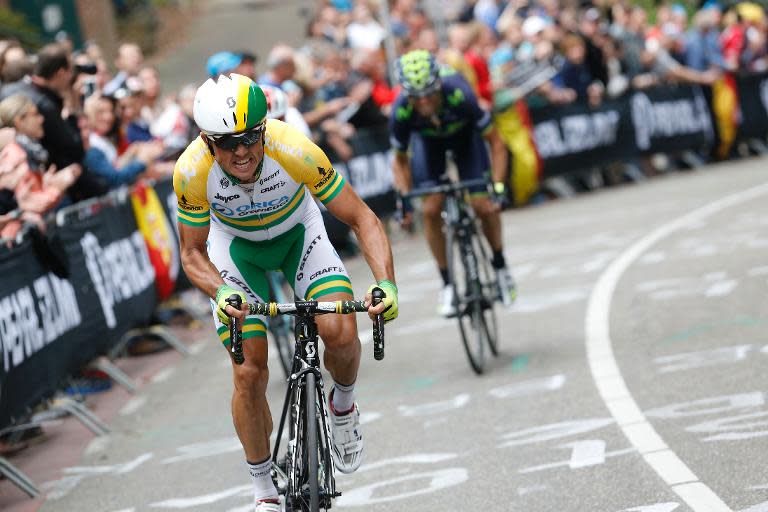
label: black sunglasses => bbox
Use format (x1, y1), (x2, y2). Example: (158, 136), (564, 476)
(209, 126), (264, 151)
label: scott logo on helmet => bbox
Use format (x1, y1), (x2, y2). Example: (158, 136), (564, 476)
(226, 96), (236, 108)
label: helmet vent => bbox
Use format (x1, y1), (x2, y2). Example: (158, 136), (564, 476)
(232, 112), (238, 125)
(222, 118), (228, 127)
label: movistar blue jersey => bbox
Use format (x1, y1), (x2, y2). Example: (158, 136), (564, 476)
(389, 70), (493, 152)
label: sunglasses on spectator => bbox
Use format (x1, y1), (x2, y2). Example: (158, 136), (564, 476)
(208, 125), (264, 151)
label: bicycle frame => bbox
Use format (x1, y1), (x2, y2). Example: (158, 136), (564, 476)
(272, 308), (338, 508)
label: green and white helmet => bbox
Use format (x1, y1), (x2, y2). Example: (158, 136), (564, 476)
(193, 73), (267, 135)
(395, 50), (441, 96)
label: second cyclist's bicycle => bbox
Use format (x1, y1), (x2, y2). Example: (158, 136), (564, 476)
(406, 178), (499, 374)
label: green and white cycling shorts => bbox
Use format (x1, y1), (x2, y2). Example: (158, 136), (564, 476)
(207, 208), (353, 346)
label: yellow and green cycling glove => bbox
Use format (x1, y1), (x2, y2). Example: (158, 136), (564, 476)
(367, 280), (398, 323)
(215, 285), (246, 325)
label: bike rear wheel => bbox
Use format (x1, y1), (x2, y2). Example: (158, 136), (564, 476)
(470, 226), (499, 356)
(447, 226), (489, 375)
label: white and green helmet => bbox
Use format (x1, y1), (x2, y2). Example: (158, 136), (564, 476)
(193, 73), (268, 135)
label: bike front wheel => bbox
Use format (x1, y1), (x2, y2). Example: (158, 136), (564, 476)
(305, 372), (320, 511)
(447, 226), (491, 374)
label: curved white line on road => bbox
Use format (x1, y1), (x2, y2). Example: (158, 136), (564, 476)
(586, 181), (768, 512)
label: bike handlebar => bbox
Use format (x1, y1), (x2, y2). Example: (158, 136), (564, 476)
(403, 178), (489, 199)
(225, 289), (386, 365)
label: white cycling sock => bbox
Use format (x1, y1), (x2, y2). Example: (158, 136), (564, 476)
(332, 381), (355, 414)
(247, 457), (278, 502)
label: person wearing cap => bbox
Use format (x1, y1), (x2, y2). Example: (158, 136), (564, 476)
(173, 74), (398, 510)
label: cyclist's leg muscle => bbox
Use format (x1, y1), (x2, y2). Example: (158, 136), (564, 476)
(232, 337), (273, 462)
(470, 195), (503, 252)
(207, 227), (275, 462)
(422, 193), (448, 268)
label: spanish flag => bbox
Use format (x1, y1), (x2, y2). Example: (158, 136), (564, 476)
(712, 74), (739, 160)
(494, 101), (543, 206)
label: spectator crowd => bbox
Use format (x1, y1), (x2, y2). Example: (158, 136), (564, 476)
(1, 0), (766, 240)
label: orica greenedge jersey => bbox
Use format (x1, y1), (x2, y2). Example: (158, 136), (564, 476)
(173, 119), (346, 241)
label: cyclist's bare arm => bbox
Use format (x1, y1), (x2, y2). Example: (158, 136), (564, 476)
(483, 126), (508, 186)
(325, 185), (396, 314)
(178, 222), (246, 320)
(392, 150), (413, 194)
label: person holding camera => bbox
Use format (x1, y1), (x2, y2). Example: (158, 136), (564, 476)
(0, 43), (109, 201)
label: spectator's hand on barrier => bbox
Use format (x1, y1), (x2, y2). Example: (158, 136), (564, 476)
(20, 211), (45, 232)
(215, 285), (247, 326)
(366, 280), (398, 322)
(15, 174), (61, 214)
(136, 140), (165, 164)
(587, 82), (605, 108)
(702, 68), (721, 85)
(44, 163), (82, 192)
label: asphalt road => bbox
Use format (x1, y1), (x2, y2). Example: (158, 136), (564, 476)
(22, 155), (768, 512)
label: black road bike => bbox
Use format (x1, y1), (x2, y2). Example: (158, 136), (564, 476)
(406, 178), (499, 374)
(226, 290), (385, 511)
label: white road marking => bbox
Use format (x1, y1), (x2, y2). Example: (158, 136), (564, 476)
(686, 410), (768, 442)
(84, 435), (111, 456)
(392, 316), (453, 336)
(740, 502), (768, 512)
(42, 475), (85, 500)
(150, 485), (251, 508)
(488, 374), (566, 399)
(619, 504), (680, 512)
(519, 446), (634, 473)
(705, 279), (738, 297)
(359, 411), (382, 425)
(510, 288), (590, 314)
(398, 393), (470, 416)
(653, 345), (752, 373)
(152, 366), (177, 383)
(354, 453), (458, 474)
(499, 418), (613, 448)
(162, 436), (243, 464)
(586, 180), (768, 512)
(644, 392), (764, 419)
(120, 396), (147, 416)
(336, 468), (468, 506)
(64, 453), (154, 475)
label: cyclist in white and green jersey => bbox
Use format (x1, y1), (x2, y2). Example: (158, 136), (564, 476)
(173, 74), (398, 512)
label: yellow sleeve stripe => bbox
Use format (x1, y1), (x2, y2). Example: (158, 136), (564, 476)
(316, 173), (345, 204)
(178, 209), (210, 226)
